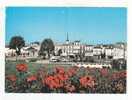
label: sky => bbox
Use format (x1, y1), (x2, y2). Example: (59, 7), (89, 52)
(6, 7), (127, 45)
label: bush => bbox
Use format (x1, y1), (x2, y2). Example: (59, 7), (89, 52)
(28, 58), (37, 62)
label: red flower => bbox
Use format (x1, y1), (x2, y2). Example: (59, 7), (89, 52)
(56, 73), (69, 81)
(44, 75), (58, 89)
(26, 75), (37, 82)
(67, 67), (77, 77)
(43, 73), (68, 90)
(100, 68), (109, 77)
(79, 76), (95, 88)
(6, 74), (17, 82)
(119, 71), (126, 78)
(55, 67), (65, 74)
(110, 70), (126, 80)
(16, 64), (28, 72)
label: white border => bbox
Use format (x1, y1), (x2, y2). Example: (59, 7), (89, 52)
(0, 0), (127, 7)
(0, 0), (131, 100)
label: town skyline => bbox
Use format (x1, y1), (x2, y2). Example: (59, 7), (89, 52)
(5, 34), (127, 46)
(6, 7), (127, 45)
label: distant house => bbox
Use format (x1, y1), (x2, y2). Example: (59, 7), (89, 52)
(113, 43), (126, 60)
(93, 46), (102, 59)
(22, 42), (40, 57)
(55, 40), (82, 57)
(105, 45), (113, 59)
(113, 47), (125, 59)
(84, 45), (93, 61)
(5, 42), (40, 58)
(26, 47), (38, 57)
(5, 48), (16, 57)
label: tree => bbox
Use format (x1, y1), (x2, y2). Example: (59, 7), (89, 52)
(57, 49), (62, 56)
(9, 36), (25, 56)
(39, 38), (54, 59)
(101, 53), (106, 59)
(111, 59), (126, 70)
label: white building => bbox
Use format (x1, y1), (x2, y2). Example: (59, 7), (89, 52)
(112, 42), (126, 60)
(5, 48), (16, 57)
(93, 47), (102, 55)
(5, 42), (40, 57)
(105, 46), (113, 59)
(113, 47), (125, 59)
(84, 45), (93, 57)
(22, 42), (40, 57)
(55, 40), (82, 57)
(55, 41), (127, 60)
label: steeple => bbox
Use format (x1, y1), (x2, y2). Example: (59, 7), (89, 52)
(66, 33), (69, 42)
(66, 33), (69, 44)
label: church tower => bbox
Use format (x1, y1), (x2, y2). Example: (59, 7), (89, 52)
(66, 33), (69, 44)
(66, 32), (69, 42)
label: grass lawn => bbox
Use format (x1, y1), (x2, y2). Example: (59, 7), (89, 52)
(5, 61), (73, 75)
(5, 60), (121, 78)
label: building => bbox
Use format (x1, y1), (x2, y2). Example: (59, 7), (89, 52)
(93, 46), (102, 59)
(105, 45), (114, 59)
(5, 42), (40, 58)
(5, 48), (16, 57)
(5, 33), (127, 61)
(84, 45), (93, 59)
(54, 33), (83, 58)
(55, 41), (82, 57)
(112, 42), (127, 60)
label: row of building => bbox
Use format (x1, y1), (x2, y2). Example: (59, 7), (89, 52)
(54, 40), (127, 60)
(5, 36), (127, 60)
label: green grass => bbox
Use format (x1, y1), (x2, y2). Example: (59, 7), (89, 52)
(5, 60), (122, 76)
(5, 61), (72, 75)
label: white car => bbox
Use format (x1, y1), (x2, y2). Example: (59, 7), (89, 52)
(60, 58), (69, 62)
(49, 56), (60, 62)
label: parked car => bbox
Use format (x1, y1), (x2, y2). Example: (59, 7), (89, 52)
(60, 58), (69, 62)
(49, 56), (60, 62)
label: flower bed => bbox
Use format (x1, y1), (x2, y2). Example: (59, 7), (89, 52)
(5, 63), (126, 93)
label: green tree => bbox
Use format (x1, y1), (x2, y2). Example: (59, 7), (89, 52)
(57, 49), (62, 56)
(9, 36), (25, 56)
(39, 38), (54, 59)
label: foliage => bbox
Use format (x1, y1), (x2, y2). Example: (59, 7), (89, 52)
(111, 59), (127, 70)
(9, 36), (25, 55)
(28, 58), (38, 62)
(57, 49), (62, 56)
(39, 38), (54, 58)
